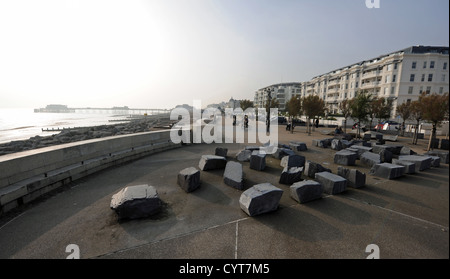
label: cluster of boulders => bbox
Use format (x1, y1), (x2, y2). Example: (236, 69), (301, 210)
(0, 117), (170, 156)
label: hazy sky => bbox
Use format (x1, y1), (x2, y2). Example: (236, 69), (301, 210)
(0, 0), (449, 109)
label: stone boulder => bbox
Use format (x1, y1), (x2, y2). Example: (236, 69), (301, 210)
(271, 148), (295, 159)
(391, 159), (416, 174)
(223, 161), (244, 190)
(236, 149), (252, 162)
(334, 150), (357, 166)
(250, 150), (266, 171)
(290, 180), (323, 204)
(425, 150), (449, 164)
(337, 167), (366, 188)
(398, 155), (432, 172)
(360, 152), (381, 168)
(110, 184), (162, 220)
(199, 155), (227, 171)
(279, 166), (303, 185)
(289, 141), (307, 151)
(369, 163), (405, 179)
(280, 154), (306, 168)
(314, 172), (347, 195)
(239, 183), (283, 217)
(304, 161), (332, 178)
(215, 147), (228, 157)
(177, 167), (201, 193)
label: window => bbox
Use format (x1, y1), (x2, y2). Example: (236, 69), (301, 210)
(426, 86), (431, 94)
(439, 87), (444, 94)
(387, 64), (392, 71)
(430, 61), (435, 68)
(410, 74), (415, 82)
(428, 74), (433, 82)
(423, 61), (427, 68)
(444, 62), (448, 70)
(406, 99), (411, 104)
(419, 86), (423, 94)
(442, 74), (446, 82)
(355, 81), (359, 88)
(408, 87), (413, 94)
(392, 75), (396, 82)
(345, 84), (348, 89)
(412, 62), (417, 69)
(394, 63), (398, 70)
(384, 88), (388, 95)
(385, 76), (390, 83)
(391, 87), (395, 94)
(421, 74), (425, 82)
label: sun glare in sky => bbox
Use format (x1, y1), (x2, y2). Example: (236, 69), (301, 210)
(0, 0), (448, 109)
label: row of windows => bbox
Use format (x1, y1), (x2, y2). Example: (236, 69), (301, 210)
(410, 74), (447, 82)
(407, 86), (446, 95)
(412, 61), (447, 70)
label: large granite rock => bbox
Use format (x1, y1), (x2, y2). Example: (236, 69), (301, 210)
(239, 183), (283, 217)
(199, 155), (227, 171)
(391, 159), (416, 174)
(440, 139), (449, 150)
(337, 167), (366, 188)
(223, 161), (244, 190)
(360, 152), (381, 168)
(331, 139), (345, 151)
(304, 161), (331, 178)
(215, 147), (228, 157)
(378, 149), (393, 163)
(250, 150), (266, 171)
(334, 150), (357, 166)
(236, 149), (252, 162)
(177, 167), (201, 193)
(290, 180), (323, 203)
(280, 154), (306, 168)
(369, 163), (405, 179)
(279, 166), (303, 185)
(289, 141), (307, 151)
(398, 155), (432, 171)
(400, 146), (417, 155)
(314, 172), (347, 195)
(312, 138), (333, 148)
(425, 150), (449, 164)
(427, 155), (441, 167)
(110, 184), (162, 220)
(271, 148), (295, 159)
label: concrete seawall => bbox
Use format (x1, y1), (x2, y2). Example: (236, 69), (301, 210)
(0, 130), (183, 215)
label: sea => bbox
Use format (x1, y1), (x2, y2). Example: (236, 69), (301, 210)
(0, 108), (133, 144)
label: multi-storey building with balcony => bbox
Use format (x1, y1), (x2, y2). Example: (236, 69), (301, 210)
(254, 46), (449, 118)
(254, 82), (302, 111)
(301, 45), (449, 116)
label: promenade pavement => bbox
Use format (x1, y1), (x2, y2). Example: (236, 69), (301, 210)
(0, 124), (448, 259)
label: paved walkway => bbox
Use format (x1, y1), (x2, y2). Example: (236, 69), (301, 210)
(0, 125), (448, 259)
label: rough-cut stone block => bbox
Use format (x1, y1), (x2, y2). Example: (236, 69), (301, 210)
(279, 166), (303, 185)
(215, 147), (228, 157)
(304, 161), (332, 178)
(334, 150), (357, 166)
(289, 141), (307, 151)
(398, 155), (432, 171)
(236, 149), (252, 162)
(280, 154), (306, 168)
(245, 146), (260, 151)
(331, 139), (344, 151)
(400, 146), (417, 155)
(250, 151), (266, 171)
(383, 135), (398, 142)
(375, 134), (383, 141)
(314, 172), (347, 195)
(427, 155), (441, 167)
(312, 138), (332, 148)
(223, 161), (244, 190)
(351, 145), (373, 153)
(110, 184), (162, 220)
(425, 150), (449, 164)
(360, 152), (381, 168)
(378, 149), (393, 163)
(391, 159), (416, 174)
(199, 155), (227, 171)
(177, 167), (201, 193)
(363, 133), (372, 141)
(239, 183), (283, 216)
(369, 163), (405, 179)
(271, 148), (295, 159)
(337, 167), (366, 188)
(290, 180), (323, 203)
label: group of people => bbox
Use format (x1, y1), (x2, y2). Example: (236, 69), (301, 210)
(232, 115), (249, 128)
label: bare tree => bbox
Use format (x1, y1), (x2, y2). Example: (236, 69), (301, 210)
(396, 102), (412, 136)
(286, 96), (302, 133)
(419, 92), (449, 150)
(302, 95), (325, 135)
(339, 99), (352, 133)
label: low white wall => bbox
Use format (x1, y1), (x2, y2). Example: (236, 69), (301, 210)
(0, 130), (183, 215)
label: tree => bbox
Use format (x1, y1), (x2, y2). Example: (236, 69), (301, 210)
(409, 100), (423, 145)
(339, 99), (352, 133)
(396, 102), (412, 136)
(302, 95), (325, 135)
(419, 92), (449, 150)
(286, 96), (302, 133)
(350, 90), (373, 138)
(240, 99), (254, 111)
(372, 97), (393, 131)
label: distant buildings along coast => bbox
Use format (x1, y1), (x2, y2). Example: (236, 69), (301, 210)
(254, 45), (449, 117)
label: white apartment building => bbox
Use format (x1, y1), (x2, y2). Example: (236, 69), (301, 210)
(254, 46), (449, 118)
(254, 82), (302, 111)
(301, 45), (449, 116)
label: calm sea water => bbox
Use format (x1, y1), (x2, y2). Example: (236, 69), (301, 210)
(0, 108), (131, 144)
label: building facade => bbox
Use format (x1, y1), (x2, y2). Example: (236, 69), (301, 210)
(254, 82), (302, 111)
(255, 46), (449, 118)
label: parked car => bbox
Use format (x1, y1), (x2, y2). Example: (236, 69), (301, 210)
(374, 121), (400, 131)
